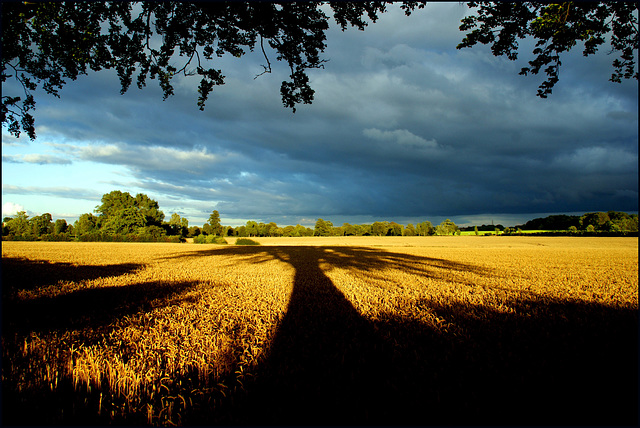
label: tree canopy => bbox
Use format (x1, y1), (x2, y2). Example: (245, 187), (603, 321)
(2, 1), (637, 140)
(457, 2), (638, 97)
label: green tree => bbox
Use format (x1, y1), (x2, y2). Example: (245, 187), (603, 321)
(415, 220), (435, 236)
(54, 218), (68, 234)
(404, 223), (416, 236)
(580, 212), (611, 231)
(293, 224), (309, 237)
(372, 221), (389, 236)
(137, 225), (167, 240)
(388, 222), (403, 236)
(74, 213), (99, 236)
(188, 225), (202, 237)
(168, 213), (188, 236)
(95, 190), (164, 234)
(208, 210), (223, 236)
(101, 206), (146, 234)
(340, 223), (354, 236)
(265, 222), (280, 237)
(246, 221), (258, 237)
(5, 211), (31, 237)
(314, 218), (332, 236)
(235, 225), (248, 237)
(436, 219), (459, 236)
(135, 193), (165, 226)
(457, 2), (638, 98)
(607, 211), (638, 232)
(95, 190), (135, 219)
(29, 213), (53, 237)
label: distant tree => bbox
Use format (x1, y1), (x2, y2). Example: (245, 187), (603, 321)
(4, 211), (31, 237)
(416, 220), (435, 236)
(580, 212), (611, 231)
(208, 210), (223, 236)
(388, 222), (403, 236)
(404, 223), (416, 236)
(523, 214), (580, 230)
(188, 226), (202, 237)
(236, 225), (248, 237)
(95, 190), (135, 218)
(371, 221), (389, 236)
(135, 193), (165, 226)
(246, 221), (259, 237)
(54, 218), (68, 234)
(293, 224), (310, 237)
(29, 213), (53, 237)
(74, 213), (99, 236)
(607, 211), (638, 232)
(202, 223), (212, 235)
(266, 222), (279, 237)
(436, 219), (459, 236)
(95, 190), (164, 233)
(314, 218), (332, 236)
(474, 225), (479, 236)
(354, 224), (371, 236)
(137, 225), (167, 240)
(281, 225), (294, 237)
(168, 213), (188, 236)
(341, 223), (356, 236)
(101, 206), (146, 234)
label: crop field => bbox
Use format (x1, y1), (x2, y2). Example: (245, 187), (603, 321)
(2, 236), (638, 425)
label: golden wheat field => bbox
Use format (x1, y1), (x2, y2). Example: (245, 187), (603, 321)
(2, 236), (638, 425)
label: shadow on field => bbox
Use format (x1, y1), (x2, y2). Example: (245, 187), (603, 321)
(166, 246), (638, 425)
(1, 257), (197, 338)
(1, 256), (142, 292)
(2, 247), (637, 425)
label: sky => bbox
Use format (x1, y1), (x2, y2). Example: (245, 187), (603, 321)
(2, 3), (638, 228)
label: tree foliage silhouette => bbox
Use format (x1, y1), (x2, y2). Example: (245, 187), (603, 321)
(2, 1), (636, 140)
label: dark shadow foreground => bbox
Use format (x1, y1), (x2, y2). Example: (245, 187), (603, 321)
(175, 246), (638, 425)
(2, 247), (638, 425)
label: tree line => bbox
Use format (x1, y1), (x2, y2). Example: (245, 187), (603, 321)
(2, 190), (638, 242)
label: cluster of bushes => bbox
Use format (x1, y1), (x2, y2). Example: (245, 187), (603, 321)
(235, 238), (260, 245)
(193, 235), (227, 244)
(76, 232), (184, 243)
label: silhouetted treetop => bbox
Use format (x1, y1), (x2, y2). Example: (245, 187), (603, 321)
(2, 2), (636, 140)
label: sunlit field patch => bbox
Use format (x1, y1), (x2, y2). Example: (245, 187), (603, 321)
(2, 237), (637, 425)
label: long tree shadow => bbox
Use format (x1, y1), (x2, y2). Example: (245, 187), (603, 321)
(2, 257), (200, 338)
(2, 257), (206, 426)
(174, 245), (637, 425)
(1, 256), (143, 293)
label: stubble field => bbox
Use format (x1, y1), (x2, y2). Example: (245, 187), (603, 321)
(2, 236), (638, 425)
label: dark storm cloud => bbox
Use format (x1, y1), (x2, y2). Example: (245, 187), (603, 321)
(4, 3), (637, 226)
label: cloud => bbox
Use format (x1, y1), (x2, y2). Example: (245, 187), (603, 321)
(53, 142), (224, 176)
(3, 153), (72, 165)
(553, 146), (638, 174)
(2, 184), (103, 201)
(2, 3), (637, 226)
(363, 128), (439, 150)
(2, 202), (25, 217)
